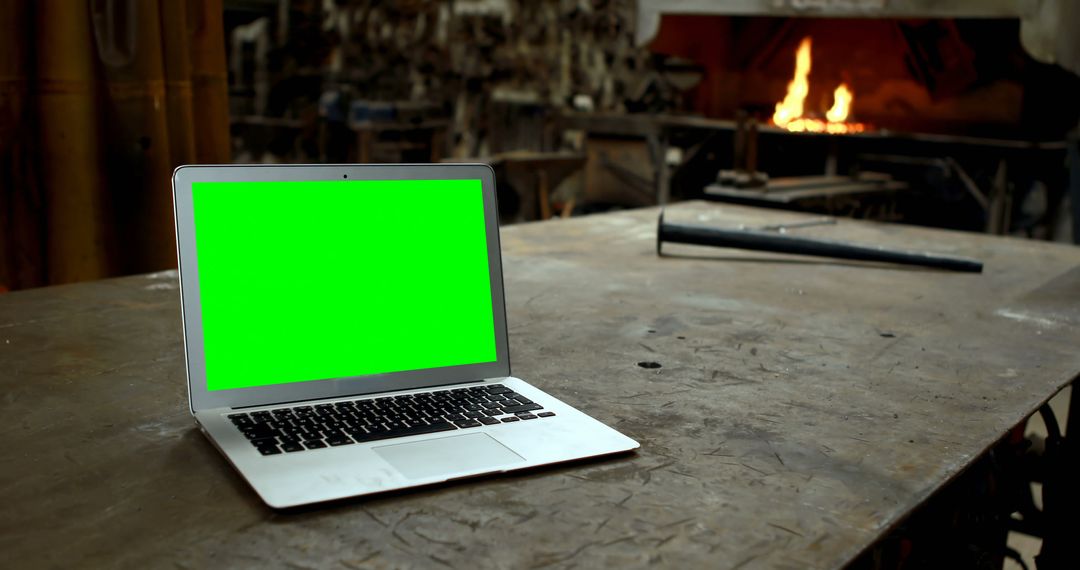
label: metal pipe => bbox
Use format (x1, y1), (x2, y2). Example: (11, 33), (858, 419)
(657, 211), (983, 273)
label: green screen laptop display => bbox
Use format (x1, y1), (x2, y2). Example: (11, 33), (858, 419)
(191, 179), (497, 392)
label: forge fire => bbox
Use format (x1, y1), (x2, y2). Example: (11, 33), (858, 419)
(773, 37), (868, 134)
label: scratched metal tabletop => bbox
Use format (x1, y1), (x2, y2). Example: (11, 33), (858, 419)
(2, 202), (1079, 569)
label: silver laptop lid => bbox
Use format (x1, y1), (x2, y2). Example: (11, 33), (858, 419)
(172, 164), (510, 413)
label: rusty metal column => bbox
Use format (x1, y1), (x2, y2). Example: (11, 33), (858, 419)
(37, 0), (112, 284)
(0, 0), (43, 289)
(93, 0), (177, 274)
(187, 0), (230, 164)
(160, 0), (197, 168)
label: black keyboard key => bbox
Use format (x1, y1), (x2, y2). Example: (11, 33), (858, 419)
(256, 444), (281, 455)
(242, 426), (276, 440)
(500, 416), (520, 423)
(486, 386), (512, 394)
(303, 439), (327, 449)
(454, 420), (482, 428)
(327, 435), (353, 446)
(501, 403), (542, 414)
(352, 421), (456, 443)
(249, 436), (277, 448)
(281, 442), (304, 453)
(518, 414), (538, 420)
(514, 397), (534, 405)
(464, 411), (485, 419)
(482, 402), (501, 409)
(345, 426), (369, 438)
(538, 412), (556, 418)
(478, 417), (499, 425)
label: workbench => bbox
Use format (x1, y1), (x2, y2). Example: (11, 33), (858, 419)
(2, 202), (1079, 568)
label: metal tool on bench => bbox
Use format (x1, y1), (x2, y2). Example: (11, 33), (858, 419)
(656, 210), (983, 273)
(747, 217), (836, 232)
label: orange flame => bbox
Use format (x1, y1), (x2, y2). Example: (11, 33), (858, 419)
(826, 83), (853, 123)
(772, 37), (812, 129)
(772, 38), (866, 134)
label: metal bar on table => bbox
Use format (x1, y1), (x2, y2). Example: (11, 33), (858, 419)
(657, 211), (983, 273)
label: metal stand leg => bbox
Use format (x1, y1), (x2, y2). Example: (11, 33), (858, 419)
(1035, 381), (1079, 569)
(1068, 131), (1080, 245)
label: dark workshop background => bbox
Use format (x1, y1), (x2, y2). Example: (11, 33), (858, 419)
(2, 0), (1079, 290)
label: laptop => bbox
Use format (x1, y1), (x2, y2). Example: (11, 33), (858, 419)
(171, 163), (638, 508)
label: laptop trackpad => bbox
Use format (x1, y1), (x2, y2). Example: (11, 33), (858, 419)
(374, 433), (525, 480)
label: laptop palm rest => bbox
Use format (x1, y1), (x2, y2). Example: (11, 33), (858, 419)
(374, 433), (525, 480)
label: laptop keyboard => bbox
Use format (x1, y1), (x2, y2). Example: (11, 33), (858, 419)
(226, 384), (556, 456)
